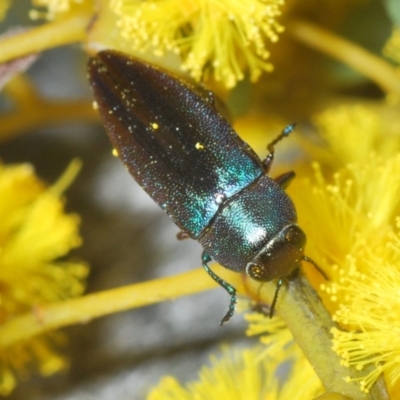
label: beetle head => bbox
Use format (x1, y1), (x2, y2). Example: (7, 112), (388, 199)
(246, 224), (306, 282)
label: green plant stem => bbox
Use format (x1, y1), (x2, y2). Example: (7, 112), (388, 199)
(0, 6), (92, 64)
(0, 267), (222, 348)
(288, 19), (400, 97)
(244, 271), (389, 400)
(0, 75), (98, 141)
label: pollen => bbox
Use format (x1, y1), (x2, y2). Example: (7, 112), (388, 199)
(195, 142), (204, 150)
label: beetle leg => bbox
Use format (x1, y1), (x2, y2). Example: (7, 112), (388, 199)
(176, 230), (190, 240)
(201, 250), (237, 326)
(269, 278), (284, 318)
(274, 171), (296, 189)
(262, 124), (296, 172)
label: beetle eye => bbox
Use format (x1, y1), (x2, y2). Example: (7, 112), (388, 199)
(285, 225), (305, 249)
(285, 229), (295, 241)
(247, 264), (263, 280)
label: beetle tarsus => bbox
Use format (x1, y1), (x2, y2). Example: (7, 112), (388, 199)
(202, 251), (237, 325)
(263, 123), (296, 172)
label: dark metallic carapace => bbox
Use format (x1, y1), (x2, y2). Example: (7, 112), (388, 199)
(88, 50), (321, 325)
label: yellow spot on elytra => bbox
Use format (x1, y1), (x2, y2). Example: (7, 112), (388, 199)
(195, 142), (204, 150)
(151, 122), (159, 129)
(112, 149), (119, 157)
(92, 101), (98, 110)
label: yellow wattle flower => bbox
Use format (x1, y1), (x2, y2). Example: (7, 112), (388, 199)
(147, 342), (323, 400)
(110, 0), (284, 88)
(0, 161), (88, 395)
(330, 219), (400, 393)
(290, 104), (400, 394)
(304, 105), (400, 169)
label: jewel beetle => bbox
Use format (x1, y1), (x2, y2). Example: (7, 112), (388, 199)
(88, 50), (322, 325)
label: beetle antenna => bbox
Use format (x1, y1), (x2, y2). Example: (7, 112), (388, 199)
(269, 258), (327, 319)
(269, 278), (284, 318)
(303, 256), (328, 280)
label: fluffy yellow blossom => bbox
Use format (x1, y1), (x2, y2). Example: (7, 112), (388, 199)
(330, 234), (400, 392)
(295, 154), (400, 281)
(329, 221), (400, 393)
(0, 162), (88, 395)
(289, 104), (400, 394)
(147, 346), (276, 400)
(111, 0), (284, 88)
(308, 105), (400, 168)
(147, 304), (323, 399)
(147, 342), (323, 400)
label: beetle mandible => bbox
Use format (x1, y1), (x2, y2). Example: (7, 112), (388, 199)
(88, 50), (321, 325)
